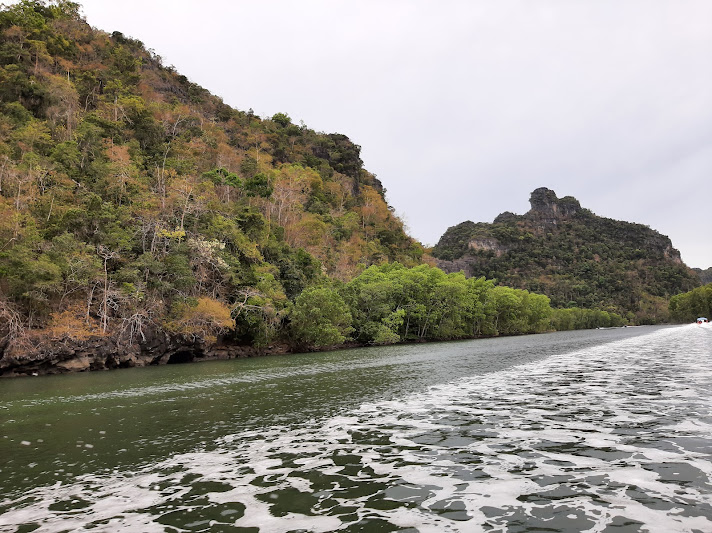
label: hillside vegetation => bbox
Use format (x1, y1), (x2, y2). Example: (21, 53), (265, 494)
(0, 1), (423, 355)
(433, 188), (699, 323)
(669, 283), (712, 323)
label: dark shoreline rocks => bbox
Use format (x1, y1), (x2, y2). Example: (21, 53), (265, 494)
(0, 331), (476, 378)
(0, 328), (291, 378)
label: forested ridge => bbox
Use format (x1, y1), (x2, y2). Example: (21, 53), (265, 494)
(0, 2), (691, 376)
(433, 188), (700, 323)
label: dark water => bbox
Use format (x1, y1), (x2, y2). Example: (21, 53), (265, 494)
(1, 325), (711, 532)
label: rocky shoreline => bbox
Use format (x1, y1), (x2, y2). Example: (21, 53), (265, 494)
(0, 328), (291, 378)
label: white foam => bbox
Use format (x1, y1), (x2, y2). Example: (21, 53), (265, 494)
(1, 325), (711, 531)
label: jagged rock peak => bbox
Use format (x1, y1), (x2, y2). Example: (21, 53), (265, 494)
(493, 211), (518, 224)
(528, 187), (581, 218)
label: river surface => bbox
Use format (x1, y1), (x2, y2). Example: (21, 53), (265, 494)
(1, 325), (711, 532)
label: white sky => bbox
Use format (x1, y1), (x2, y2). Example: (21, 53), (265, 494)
(68, 1), (712, 267)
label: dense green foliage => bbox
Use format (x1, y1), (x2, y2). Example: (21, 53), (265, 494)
(550, 307), (626, 330)
(290, 287), (353, 348)
(669, 283), (712, 323)
(0, 1), (424, 351)
(285, 263), (626, 350)
(433, 189), (699, 323)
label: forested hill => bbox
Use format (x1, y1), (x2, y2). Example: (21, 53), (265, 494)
(0, 1), (422, 353)
(433, 187), (699, 322)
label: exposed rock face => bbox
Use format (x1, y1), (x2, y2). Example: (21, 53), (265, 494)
(493, 211), (518, 224)
(528, 187), (559, 213)
(527, 187), (582, 223)
(468, 238), (508, 257)
(0, 327), (290, 377)
(663, 244), (684, 265)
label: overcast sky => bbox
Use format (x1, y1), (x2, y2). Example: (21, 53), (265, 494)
(73, 1), (712, 267)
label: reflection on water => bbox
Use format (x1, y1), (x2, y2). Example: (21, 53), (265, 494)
(1, 325), (711, 532)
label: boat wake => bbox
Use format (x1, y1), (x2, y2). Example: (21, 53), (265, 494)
(1, 325), (711, 532)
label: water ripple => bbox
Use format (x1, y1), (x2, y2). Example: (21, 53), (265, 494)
(1, 325), (711, 532)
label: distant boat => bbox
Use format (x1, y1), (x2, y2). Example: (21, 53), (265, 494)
(697, 317), (709, 325)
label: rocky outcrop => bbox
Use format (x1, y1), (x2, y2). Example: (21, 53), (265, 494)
(493, 211), (519, 224)
(0, 328), (290, 377)
(468, 238), (508, 257)
(526, 187), (582, 227)
(663, 244), (684, 265)
(434, 257), (477, 278)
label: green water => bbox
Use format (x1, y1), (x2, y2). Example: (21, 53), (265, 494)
(1, 325), (711, 532)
